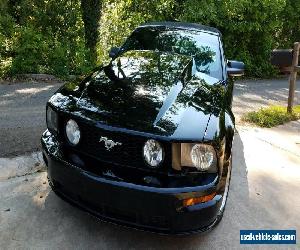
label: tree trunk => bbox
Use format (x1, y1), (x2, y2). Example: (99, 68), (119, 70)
(80, 0), (102, 66)
(287, 42), (300, 113)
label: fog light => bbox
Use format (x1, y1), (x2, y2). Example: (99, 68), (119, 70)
(143, 139), (164, 167)
(65, 119), (81, 145)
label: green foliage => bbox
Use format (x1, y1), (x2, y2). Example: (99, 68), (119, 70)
(98, 0), (300, 78)
(180, 0), (287, 77)
(279, 0), (300, 48)
(97, 0), (175, 64)
(1, 0), (92, 77)
(11, 26), (48, 74)
(243, 105), (300, 127)
(0, 0), (300, 78)
(0, 0), (15, 75)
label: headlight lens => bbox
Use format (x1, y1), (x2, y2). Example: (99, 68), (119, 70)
(143, 139), (164, 167)
(65, 119), (81, 145)
(180, 143), (217, 172)
(46, 106), (58, 133)
(190, 144), (216, 171)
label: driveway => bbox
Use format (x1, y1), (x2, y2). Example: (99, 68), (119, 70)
(233, 78), (300, 121)
(0, 81), (62, 157)
(0, 78), (300, 249)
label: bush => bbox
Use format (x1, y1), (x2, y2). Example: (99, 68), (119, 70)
(279, 0), (300, 48)
(0, 1), (15, 76)
(243, 105), (300, 127)
(2, 0), (93, 78)
(11, 27), (48, 74)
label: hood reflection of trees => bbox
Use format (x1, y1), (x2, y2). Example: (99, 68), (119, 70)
(83, 30), (224, 134)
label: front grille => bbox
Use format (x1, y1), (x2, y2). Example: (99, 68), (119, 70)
(61, 118), (171, 172)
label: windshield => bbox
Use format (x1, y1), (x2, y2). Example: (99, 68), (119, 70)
(121, 26), (223, 80)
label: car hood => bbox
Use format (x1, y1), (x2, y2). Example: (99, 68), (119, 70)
(53, 50), (225, 141)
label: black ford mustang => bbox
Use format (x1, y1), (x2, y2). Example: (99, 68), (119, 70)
(42, 22), (244, 234)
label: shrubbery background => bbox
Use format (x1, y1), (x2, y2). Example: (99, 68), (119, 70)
(0, 0), (299, 78)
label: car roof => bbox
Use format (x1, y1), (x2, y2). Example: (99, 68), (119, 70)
(139, 21), (221, 36)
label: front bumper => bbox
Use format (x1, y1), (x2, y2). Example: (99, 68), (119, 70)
(42, 131), (225, 234)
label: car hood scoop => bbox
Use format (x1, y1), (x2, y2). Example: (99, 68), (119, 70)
(77, 50), (222, 140)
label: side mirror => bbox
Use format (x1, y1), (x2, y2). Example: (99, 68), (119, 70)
(227, 60), (245, 77)
(109, 47), (120, 58)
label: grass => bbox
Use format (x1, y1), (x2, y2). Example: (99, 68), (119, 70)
(243, 105), (300, 128)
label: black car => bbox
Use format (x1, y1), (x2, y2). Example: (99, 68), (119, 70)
(42, 21), (244, 234)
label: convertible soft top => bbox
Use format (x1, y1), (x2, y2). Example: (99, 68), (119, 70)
(139, 21), (221, 36)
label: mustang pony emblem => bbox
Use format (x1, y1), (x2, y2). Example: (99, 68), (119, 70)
(99, 136), (122, 151)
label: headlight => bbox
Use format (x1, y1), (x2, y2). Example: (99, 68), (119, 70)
(46, 106), (58, 133)
(143, 139), (164, 167)
(65, 119), (81, 145)
(180, 143), (217, 172)
(190, 144), (216, 171)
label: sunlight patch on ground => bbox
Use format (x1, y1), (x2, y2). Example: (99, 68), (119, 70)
(237, 126), (300, 229)
(15, 86), (53, 95)
(32, 189), (50, 208)
(0, 152), (45, 181)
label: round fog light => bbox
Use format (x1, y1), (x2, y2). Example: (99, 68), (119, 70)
(65, 119), (81, 145)
(143, 139), (163, 167)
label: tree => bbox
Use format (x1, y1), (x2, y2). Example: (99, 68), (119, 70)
(80, 0), (102, 66)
